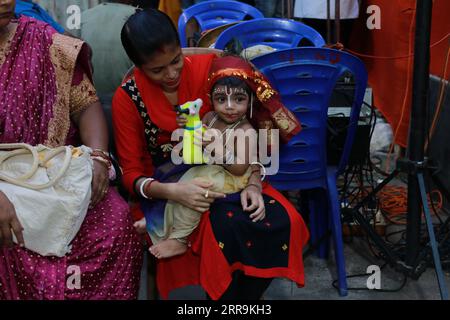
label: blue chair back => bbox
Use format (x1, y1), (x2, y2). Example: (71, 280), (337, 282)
(252, 48), (367, 297)
(178, 0), (264, 47)
(251, 48), (367, 190)
(214, 18), (326, 51)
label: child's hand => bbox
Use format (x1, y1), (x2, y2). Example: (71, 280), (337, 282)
(241, 185), (265, 222)
(176, 113), (187, 127)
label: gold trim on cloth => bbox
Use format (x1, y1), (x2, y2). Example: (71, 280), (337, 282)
(46, 33), (85, 147)
(272, 108), (299, 136)
(209, 68), (250, 82)
(258, 120), (274, 146)
(0, 23), (18, 67)
(209, 68), (276, 102)
(70, 73), (99, 116)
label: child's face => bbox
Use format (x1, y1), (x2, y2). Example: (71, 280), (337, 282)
(212, 85), (249, 124)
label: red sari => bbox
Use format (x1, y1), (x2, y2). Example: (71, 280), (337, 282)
(0, 17), (142, 300)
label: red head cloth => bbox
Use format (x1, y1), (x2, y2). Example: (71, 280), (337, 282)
(206, 55), (301, 143)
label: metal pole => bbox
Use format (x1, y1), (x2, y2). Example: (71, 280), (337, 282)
(287, 0), (293, 19)
(335, 0), (341, 43)
(327, 0), (331, 44)
(405, 0), (433, 268)
(417, 172), (449, 300)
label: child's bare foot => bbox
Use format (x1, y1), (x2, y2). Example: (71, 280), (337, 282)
(133, 218), (147, 235)
(149, 239), (187, 259)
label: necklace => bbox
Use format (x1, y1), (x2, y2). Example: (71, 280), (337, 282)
(207, 113), (247, 146)
(208, 113), (246, 134)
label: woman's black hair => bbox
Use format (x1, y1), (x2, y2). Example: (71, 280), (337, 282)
(121, 9), (180, 66)
(211, 77), (252, 97)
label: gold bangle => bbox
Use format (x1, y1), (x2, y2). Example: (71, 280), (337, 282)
(92, 148), (110, 159)
(91, 156), (111, 169)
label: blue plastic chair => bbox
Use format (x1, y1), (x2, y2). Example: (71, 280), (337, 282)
(214, 18), (326, 51)
(252, 48), (368, 296)
(178, 0), (264, 47)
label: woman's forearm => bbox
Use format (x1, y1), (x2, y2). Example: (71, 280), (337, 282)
(74, 102), (109, 151)
(135, 177), (176, 201)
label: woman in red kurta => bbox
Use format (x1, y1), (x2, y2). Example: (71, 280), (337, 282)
(112, 8), (309, 300)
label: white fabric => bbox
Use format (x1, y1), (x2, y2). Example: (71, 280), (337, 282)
(294, 0), (360, 19)
(240, 45), (276, 60)
(0, 144), (93, 257)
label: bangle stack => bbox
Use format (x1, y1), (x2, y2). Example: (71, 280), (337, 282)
(91, 156), (111, 169)
(90, 148), (117, 180)
(90, 149), (112, 169)
(140, 177), (156, 199)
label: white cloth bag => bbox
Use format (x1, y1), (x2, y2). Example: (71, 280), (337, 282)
(0, 143), (93, 257)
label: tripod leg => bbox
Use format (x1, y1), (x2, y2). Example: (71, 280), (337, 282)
(417, 172), (449, 300)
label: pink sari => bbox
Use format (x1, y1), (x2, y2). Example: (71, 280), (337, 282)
(0, 17), (143, 300)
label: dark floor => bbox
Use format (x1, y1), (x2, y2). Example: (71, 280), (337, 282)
(264, 238), (450, 300)
(138, 234), (450, 300)
(138, 131), (450, 300)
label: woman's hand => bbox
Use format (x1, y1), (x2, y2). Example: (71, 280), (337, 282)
(170, 178), (226, 213)
(241, 185), (265, 222)
(89, 160), (110, 208)
(0, 191), (24, 248)
(176, 113), (187, 127)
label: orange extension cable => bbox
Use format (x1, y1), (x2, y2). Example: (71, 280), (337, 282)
(378, 185), (443, 225)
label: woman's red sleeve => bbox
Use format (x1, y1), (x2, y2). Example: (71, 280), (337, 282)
(112, 87), (154, 195)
